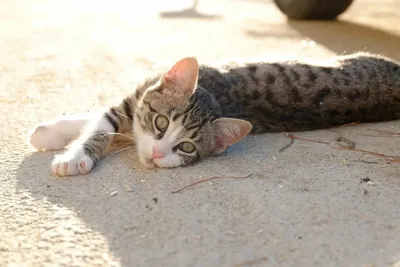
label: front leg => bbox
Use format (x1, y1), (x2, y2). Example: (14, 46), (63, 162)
(53, 103), (133, 176)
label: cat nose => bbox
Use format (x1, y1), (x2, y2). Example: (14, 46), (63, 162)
(152, 146), (165, 159)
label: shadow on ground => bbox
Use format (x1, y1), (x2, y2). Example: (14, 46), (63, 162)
(17, 141), (279, 266)
(288, 20), (400, 60)
(15, 121), (400, 266)
(159, 8), (221, 20)
(159, 0), (221, 20)
(245, 20), (400, 61)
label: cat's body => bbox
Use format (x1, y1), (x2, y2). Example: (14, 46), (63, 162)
(200, 53), (400, 132)
(28, 52), (400, 176)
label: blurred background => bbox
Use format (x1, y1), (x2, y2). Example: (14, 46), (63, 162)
(1, 0), (399, 118)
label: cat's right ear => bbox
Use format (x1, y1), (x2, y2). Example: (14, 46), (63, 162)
(160, 57), (199, 96)
(210, 118), (252, 155)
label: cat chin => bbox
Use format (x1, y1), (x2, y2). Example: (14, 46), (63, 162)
(153, 155), (182, 168)
(138, 153), (182, 169)
(140, 154), (179, 169)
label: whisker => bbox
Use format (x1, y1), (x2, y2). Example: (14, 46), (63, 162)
(114, 110), (130, 120)
(103, 146), (136, 162)
(101, 132), (128, 138)
(129, 94), (138, 102)
(79, 131), (135, 142)
(99, 132), (136, 141)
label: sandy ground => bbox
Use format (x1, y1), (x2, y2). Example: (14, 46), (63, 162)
(1, 0), (400, 266)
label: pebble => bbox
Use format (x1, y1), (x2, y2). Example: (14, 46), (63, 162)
(123, 184), (134, 192)
(272, 155), (277, 160)
(366, 181), (377, 186)
(110, 190), (118, 197)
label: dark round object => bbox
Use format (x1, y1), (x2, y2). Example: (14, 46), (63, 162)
(274, 0), (354, 20)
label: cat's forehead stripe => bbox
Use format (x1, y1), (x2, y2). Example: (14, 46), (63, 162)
(172, 112), (182, 121)
(189, 130), (199, 140)
(146, 102), (157, 113)
(123, 98), (133, 120)
(167, 125), (183, 143)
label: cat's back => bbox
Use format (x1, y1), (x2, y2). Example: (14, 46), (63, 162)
(197, 53), (400, 132)
(198, 52), (400, 94)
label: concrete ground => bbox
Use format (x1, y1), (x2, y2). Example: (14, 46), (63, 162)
(1, 0), (399, 266)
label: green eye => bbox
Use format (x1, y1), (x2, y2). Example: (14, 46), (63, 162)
(155, 115), (169, 132)
(178, 142), (196, 153)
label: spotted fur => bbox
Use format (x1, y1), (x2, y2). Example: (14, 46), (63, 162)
(28, 52), (400, 176)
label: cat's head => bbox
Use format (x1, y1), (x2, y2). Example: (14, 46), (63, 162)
(133, 57), (252, 168)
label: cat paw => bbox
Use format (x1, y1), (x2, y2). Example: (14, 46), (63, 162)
(28, 125), (68, 151)
(52, 149), (95, 176)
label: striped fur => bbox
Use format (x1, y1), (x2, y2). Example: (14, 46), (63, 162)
(28, 53), (400, 176)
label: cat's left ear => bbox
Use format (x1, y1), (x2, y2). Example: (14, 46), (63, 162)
(210, 118), (252, 155)
(161, 57), (199, 96)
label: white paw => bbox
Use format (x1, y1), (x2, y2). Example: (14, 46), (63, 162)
(28, 125), (69, 151)
(52, 148), (94, 176)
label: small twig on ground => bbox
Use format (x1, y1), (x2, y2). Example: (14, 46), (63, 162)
(338, 121), (360, 127)
(336, 145), (400, 162)
(279, 133), (294, 152)
(367, 128), (400, 135)
(171, 173), (253, 194)
(287, 133), (330, 145)
(359, 134), (398, 137)
(287, 133), (400, 163)
(350, 160), (381, 164)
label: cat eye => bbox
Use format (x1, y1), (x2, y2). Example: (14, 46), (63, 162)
(155, 115), (169, 132)
(178, 142), (196, 153)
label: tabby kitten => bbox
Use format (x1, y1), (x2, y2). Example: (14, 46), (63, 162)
(28, 53), (400, 176)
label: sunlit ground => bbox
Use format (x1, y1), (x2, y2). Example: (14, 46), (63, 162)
(1, 0), (400, 266)
(1, 0), (399, 118)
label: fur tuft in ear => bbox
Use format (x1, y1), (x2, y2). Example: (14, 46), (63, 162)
(210, 118), (252, 155)
(161, 57), (199, 96)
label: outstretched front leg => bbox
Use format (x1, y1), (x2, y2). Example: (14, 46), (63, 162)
(46, 97), (134, 176)
(53, 100), (133, 176)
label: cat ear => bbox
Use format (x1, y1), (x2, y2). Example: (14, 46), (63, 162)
(210, 118), (252, 155)
(161, 57), (199, 96)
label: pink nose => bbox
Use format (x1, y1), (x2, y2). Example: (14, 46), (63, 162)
(152, 146), (165, 159)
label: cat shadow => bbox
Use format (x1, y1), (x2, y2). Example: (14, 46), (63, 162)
(15, 121), (400, 265)
(288, 20), (400, 61)
(14, 139), (255, 266)
(15, 150), (178, 266)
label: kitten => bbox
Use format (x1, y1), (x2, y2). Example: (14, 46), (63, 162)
(28, 52), (400, 176)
